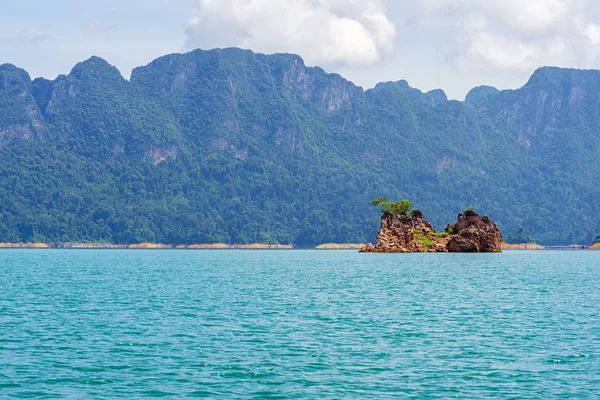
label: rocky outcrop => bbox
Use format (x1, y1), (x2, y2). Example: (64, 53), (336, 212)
(360, 210), (450, 253)
(445, 210), (503, 253)
(361, 209), (502, 253)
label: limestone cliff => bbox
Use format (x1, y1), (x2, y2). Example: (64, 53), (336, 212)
(445, 210), (503, 253)
(360, 210), (450, 253)
(361, 209), (502, 253)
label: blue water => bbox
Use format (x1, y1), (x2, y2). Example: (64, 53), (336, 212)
(1, 250), (599, 398)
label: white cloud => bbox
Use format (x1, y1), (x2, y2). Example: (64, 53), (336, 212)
(185, 0), (397, 67)
(419, 0), (600, 72)
(462, 33), (539, 71)
(423, 0), (580, 34)
(584, 23), (600, 45)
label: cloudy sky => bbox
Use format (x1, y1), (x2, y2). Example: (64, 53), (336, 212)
(3, 0), (600, 99)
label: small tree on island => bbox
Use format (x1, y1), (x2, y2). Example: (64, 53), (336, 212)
(371, 197), (413, 216)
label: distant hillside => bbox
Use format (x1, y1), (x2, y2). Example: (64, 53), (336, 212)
(1, 48), (599, 245)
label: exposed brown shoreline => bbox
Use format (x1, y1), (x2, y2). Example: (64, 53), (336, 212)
(0, 242), (295, 249)
(502, 243), (545, 250)
(0, 242), (53, 248)
(1, 242), (596, 250)
(315, 243), (365, 249)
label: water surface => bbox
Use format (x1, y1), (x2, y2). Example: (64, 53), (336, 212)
(1, 250), (599, 398)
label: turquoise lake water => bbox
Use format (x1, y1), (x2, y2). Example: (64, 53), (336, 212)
(1, 249), (599, 398)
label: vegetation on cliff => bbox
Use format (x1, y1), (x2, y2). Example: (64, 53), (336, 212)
(1, 50), (600, 245)
(371, 198), (412, 216)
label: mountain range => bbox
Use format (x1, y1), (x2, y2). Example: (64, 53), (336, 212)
(1, 48), (599, 245)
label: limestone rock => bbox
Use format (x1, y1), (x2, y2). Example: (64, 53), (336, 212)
(361, 209), (502, 253)
(446, 210), (503, 253)
(360, 210), (447, 253)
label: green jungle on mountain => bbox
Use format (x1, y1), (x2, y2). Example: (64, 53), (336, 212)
(1, 48), (600, 245)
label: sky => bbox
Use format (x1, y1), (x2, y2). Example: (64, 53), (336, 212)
(3, 0), (600, 99)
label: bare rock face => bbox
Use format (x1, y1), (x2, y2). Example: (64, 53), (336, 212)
(360, 209), (502, 253)
(360, 210), (448, 253)
(445, 210), (503, 253)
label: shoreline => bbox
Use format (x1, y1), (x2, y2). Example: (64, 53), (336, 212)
(502, 243), (545, 250)
(0, 242), (295, 250)
(0, 242), (364, 250)
(1, 242), (597, 250)
(315, 244), (365, 249)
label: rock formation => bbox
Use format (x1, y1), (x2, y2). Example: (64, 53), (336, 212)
(445, 210), (503, 253)
(360, 209), (502, 253)
(360, 210), (449, 253)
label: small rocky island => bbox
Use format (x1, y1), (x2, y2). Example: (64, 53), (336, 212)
(360, 199), (503, 253)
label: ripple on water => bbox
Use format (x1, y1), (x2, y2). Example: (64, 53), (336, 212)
(0, 249), (599, 398)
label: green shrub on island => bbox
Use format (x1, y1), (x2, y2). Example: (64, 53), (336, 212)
(416, 238), (434, 248)
(593, 235), (600, 245)
(411, 228), (438, 247)
(371, 198), (413, 216)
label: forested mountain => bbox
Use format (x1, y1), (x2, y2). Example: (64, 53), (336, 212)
(1, 48), (599, 245)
